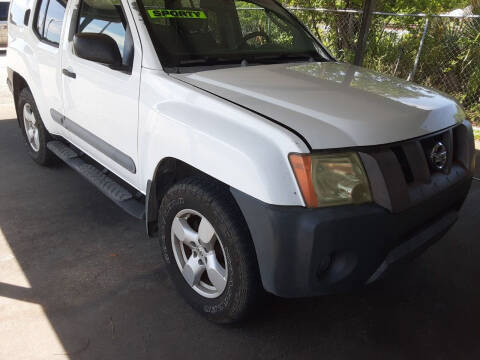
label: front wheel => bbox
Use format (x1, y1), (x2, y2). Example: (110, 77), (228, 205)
(158, 176), (262, 324)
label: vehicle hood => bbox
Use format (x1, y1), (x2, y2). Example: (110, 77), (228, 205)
(172, 62), (464, 149)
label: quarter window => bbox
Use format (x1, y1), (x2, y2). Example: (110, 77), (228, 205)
(34, 0), (67, 46)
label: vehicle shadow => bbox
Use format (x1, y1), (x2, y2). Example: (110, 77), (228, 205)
(0, 117), (479, 359)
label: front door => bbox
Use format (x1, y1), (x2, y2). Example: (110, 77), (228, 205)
(61, 0), (141, 186)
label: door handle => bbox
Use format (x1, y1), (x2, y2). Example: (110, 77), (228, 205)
(62, 68), (76, 79)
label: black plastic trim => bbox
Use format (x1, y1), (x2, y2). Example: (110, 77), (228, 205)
(366, 211), (457, 284)
(47, 140), (145, 219)
(62, 68), (76, 78)
(23, 9), (31, 26)
(145, 179), (158, 236)
(231, 176), (471, 298)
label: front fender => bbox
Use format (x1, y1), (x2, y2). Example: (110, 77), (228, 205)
(138, 69), (309, 206)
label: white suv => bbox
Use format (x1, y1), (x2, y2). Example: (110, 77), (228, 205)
(6, 0), (476, 323)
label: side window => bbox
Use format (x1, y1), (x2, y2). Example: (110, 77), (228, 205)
(43, 0), (65, 43)
(34, 0), (67, 46)
(76, 0), (132, 65)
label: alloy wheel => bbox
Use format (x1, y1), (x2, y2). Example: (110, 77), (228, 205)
(171, 209), (228, 298)
(23, 103), (40, 152)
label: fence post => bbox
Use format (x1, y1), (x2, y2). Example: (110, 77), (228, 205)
(408, 17), (430, 82)
(354, 0), (376, 66)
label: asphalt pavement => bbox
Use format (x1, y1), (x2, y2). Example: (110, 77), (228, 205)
(1, 52), (480, 359)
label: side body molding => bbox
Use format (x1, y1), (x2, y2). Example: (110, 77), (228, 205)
(50, 109), (137, 174)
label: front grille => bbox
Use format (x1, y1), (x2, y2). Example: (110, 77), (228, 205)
(359, 123), (474, 213)
(391, 145), (415, 183)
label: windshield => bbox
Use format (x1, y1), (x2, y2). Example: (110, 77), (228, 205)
(137, 0), (331, 70)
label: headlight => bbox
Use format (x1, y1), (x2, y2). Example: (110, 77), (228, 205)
(289, 152), (372, 208)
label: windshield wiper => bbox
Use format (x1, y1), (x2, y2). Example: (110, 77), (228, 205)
(177, 57), (244, 67)
(249, 53), (317, 63)
(171, 52), (320, 73)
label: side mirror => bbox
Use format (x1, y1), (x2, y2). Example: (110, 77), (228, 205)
(73, 33), (122, 67)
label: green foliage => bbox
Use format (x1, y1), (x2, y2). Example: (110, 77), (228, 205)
(473, 128), (480, 140)
(467, 103), (480, 126)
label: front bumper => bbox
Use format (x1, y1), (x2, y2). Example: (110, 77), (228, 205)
(231, 176), (472, 298)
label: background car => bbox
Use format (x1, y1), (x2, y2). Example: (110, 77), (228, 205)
(0, 0), (9, 48)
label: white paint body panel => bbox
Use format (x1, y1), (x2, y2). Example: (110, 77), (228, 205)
(174, 62), (464, 149)
(138, 69), (308, 205)
(6, 0), (466, 207)
(7, 0), (64, 137)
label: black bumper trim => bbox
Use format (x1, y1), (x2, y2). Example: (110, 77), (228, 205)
(366, 210), (457, 284)
(231, 177), (471, 298)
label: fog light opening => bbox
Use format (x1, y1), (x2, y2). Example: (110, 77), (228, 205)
(316, 254), (332, 277)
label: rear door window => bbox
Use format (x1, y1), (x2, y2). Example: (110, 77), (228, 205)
(34, 0), (67, 45)
(43, 0), (66, 44)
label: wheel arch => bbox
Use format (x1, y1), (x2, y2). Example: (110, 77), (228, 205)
(145, 156), (263, 240)
(146, 157), (217, 236)
(10, 70), (30, 126)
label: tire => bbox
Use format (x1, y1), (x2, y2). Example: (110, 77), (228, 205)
(17, 87), (54, 166)
(158, 176), (263, 324)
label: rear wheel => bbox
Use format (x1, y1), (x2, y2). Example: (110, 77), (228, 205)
(17, 88), (54, 166)
(158, 176), (262, 324)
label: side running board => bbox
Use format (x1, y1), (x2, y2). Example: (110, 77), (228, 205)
(47, 140), (145, 220)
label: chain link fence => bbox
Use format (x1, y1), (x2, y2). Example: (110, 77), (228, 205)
(288, 8), (480, 122)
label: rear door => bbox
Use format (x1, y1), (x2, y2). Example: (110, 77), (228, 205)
(25, 0), (67, 134)
(60, 0), (141, 186)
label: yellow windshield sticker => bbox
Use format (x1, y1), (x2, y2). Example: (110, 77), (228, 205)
(147, 9), (207, 19)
